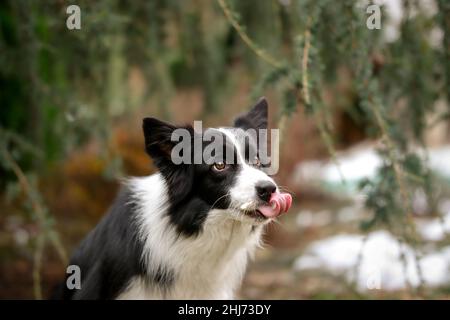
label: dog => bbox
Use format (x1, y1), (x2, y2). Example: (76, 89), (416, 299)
(52, 97), (292, 299)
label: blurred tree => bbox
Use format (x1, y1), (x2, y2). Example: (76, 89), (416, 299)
(0, 0), (449, 298)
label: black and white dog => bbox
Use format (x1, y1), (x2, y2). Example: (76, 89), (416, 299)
(53, 98), (292, 299)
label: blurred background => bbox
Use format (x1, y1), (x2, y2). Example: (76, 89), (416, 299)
(1, 0), (450, 299)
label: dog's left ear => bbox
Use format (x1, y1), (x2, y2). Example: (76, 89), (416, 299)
(233, 97), (268, 131)
(143, 117), (195, 204)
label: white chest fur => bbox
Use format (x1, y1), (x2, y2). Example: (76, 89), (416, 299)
(117, 175), (263, 299)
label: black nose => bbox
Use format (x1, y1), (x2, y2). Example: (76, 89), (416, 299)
(256, 182), (276, 202)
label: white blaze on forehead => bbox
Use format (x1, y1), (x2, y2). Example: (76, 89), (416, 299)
(217, 127), (259, 164)
(217, 128), (246, 164)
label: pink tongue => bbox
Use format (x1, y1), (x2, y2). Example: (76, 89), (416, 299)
(257, 192), (292, 218)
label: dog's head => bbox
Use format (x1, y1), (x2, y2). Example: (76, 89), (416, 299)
(142, 98), (291, 235)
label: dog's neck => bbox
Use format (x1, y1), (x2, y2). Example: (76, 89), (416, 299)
(123, 173), (263, 299)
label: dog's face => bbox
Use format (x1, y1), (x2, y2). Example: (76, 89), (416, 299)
(143, 98), (281, 235)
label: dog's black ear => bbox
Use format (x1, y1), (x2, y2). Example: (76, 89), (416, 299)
(143, 117), (195, 205)
(143, 117), (178, 161)
(233, 97), (268, 131)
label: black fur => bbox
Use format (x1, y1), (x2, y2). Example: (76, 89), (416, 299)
(233, 97), (268, 131)
(52, 188), (173, 299)
(143, 121), (240, 236)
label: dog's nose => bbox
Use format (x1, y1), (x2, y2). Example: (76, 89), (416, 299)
(255, 182), (277, 202)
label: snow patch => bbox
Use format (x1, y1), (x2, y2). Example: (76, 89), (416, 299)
(292, 144), (450, 195)
(417, 209), (450, 242)
(294, 230), (450, 291)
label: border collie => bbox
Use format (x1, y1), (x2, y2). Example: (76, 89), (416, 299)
(53, 97), (292, 299)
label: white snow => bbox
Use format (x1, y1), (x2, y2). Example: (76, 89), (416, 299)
(293, 144), (381, 185)
(427, 146), (450, 178)
(369, 0), (440, 45)
(293, 230), (450, 291)
(373, 0), (403, 42)
(292, 143), (450, 195)
(417, 209), (450, 242)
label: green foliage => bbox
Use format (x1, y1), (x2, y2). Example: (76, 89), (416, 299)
(0, 1), (449, 293)
(216, 0), (448, 248)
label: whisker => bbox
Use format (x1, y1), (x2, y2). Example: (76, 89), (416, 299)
(208, 192), (231, 211)
(277, 185), (295, 194)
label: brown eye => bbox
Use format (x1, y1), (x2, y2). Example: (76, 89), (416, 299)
(254, 157), (261, 168)
(213, 162), (227, 171)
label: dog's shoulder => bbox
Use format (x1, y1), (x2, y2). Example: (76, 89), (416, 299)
(57, 185), (147, 299)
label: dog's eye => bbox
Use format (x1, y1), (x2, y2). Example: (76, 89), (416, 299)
(213, 162), (227, 171)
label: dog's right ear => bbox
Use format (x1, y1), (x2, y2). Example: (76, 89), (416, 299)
(142, 117), (178, 162)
